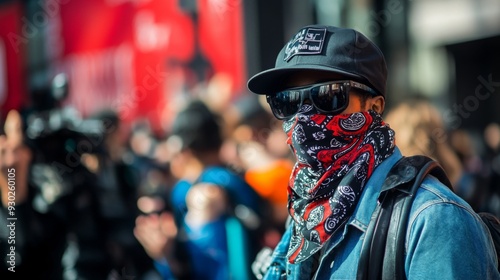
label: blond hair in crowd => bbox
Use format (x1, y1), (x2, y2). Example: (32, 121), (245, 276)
(385, 98), (463, 188)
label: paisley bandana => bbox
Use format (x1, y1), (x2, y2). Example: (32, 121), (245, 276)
(283, 104), (396, 263)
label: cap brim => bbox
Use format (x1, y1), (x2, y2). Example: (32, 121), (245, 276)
(247, 65), (364, 95)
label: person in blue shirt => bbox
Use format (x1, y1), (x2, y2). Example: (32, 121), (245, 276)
(135, 99), (264, 280)
(247, 24), (499, 279)
(181, 182), (231, 280)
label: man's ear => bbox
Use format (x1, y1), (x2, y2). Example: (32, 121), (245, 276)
(370, 96), (385, 114)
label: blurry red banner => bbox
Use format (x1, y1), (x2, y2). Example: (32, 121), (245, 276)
(45, 0), (246, 134)
(0, 2), (26, 119)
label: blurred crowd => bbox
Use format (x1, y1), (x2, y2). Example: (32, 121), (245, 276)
(0, 74), (294, 280)
(1, 79), (500, 280)
(385, 96), (500, 214)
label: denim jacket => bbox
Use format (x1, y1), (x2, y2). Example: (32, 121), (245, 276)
(264, 148), (500, 280)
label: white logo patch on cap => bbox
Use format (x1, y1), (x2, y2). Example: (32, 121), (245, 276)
(284, 27), (326, 61)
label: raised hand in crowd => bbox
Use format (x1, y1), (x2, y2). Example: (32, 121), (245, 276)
(134, 210), (185, 276)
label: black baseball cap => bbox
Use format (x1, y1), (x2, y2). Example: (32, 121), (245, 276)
(247, 25), (387, 97)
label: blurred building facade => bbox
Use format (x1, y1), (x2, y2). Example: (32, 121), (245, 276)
(0, 0), (499, 137)
(247, 0), (500, 142)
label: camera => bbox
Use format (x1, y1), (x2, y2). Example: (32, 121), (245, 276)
(25, 73), (105, 162)
(24, 73), (105, 212)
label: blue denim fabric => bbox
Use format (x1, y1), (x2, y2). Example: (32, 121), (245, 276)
(263, 148), (500, 280)
(182, 218), (229, 280)
(168, 166), (260, 279)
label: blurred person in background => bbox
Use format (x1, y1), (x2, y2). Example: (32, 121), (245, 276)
(82, 109), (158, 279)
(223, 94), (293, 247)
(384, 97), (463, 188)
(166, 99), (263, 227)
(0, 107), (133, 280)
(134, 99), (265, 280)
(0, 74), (157, 279)
(0, 110), (34, 279)
(483, 122), (500, 216)
(385, 98), (495, 211)
(134, 181), (241, 280)
(181, 182), (231, 279)
(449, 128), (490, 211)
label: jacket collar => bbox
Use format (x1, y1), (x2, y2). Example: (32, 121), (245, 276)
(348, 148), (402, 232)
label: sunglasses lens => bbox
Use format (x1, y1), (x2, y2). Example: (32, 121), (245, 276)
(269, 90), (302, 119)
(310, 83), (348, 113)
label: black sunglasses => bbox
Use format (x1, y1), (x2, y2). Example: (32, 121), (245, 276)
(266, 80), (378, 120)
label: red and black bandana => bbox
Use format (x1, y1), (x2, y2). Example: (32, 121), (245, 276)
(283, 104), (396, 263)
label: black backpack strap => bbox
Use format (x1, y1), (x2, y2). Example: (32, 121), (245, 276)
(357, 155), (452, 280)
(478, 212), (500, 269)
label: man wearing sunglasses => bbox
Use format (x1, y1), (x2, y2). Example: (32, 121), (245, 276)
(247, 25), (499, 279)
